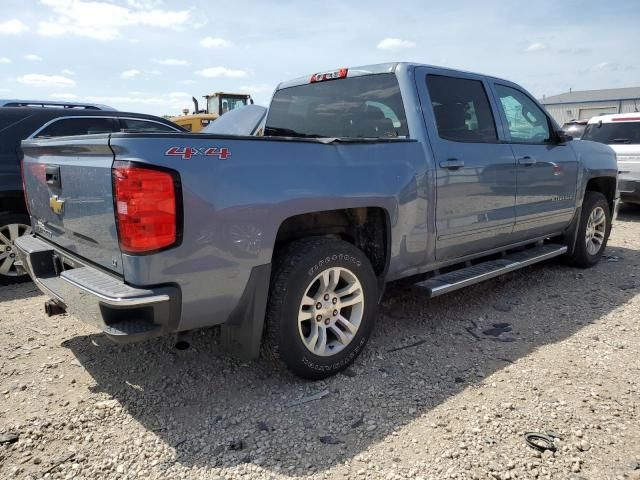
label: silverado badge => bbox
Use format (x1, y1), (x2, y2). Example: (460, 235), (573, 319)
(49, 195), (65, 215)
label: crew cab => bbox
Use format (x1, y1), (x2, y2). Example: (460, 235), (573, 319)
(0, 101), (184, 285)
(15, 63), (618, 379)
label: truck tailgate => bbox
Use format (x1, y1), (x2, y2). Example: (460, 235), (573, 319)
(21, 136), (122, 275)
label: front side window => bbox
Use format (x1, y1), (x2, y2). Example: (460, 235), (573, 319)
(265, 73), (409, 139)
(495, 85), (550, 143)
(121, 118), (178, 132)
(425, 75), (498, 143)
(36, 117), (118, 137)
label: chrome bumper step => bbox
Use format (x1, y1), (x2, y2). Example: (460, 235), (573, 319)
(415, 244), (568, 298)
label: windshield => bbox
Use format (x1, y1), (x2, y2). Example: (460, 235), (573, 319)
(264, 73), (409, 138)
(582, 121), (640, 144)
(220, 97), (249, 114)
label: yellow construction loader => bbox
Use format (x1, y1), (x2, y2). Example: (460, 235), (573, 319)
(171, 92), (253, 132)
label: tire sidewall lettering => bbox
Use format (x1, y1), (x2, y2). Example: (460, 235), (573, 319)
(308, 253), (362, 277)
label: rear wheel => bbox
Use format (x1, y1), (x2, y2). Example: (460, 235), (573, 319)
(265, 238), (378, 380)
(566, 191), (611, 268)
(0, 213), (32, 285)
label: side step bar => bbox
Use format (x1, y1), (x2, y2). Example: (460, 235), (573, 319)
(414, 244), (568, 298)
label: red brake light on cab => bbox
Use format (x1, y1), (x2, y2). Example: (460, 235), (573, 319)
(112, 162), (181, 254)
(310, 68), (348, 83)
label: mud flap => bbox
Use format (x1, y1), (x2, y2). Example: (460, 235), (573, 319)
(220, 263), (271, 361)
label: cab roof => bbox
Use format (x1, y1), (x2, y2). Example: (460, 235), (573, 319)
(276, 62), (508, 90)
(586, 112), (640, 124)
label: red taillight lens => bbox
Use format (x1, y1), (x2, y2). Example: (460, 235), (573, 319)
(112, 163), (179, 254)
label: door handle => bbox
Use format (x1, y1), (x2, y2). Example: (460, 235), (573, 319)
(45, 165), (61, 188)
(518, 156), (537, 166)
(439, 158), (465, 169)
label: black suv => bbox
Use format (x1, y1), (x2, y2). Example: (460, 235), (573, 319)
(0, 100), (184, 285)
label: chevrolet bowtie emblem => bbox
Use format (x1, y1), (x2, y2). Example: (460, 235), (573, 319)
(49, 195), (65, 215)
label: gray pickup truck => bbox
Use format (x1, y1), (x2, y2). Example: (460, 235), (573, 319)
(16, 63), (617, 379)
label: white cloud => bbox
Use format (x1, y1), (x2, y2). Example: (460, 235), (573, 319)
(525, 42), (547, 52)
(0, 19), (28, 35)
(149, 69), (161, 76)
(197, 67), (247, 78)
(17, 74), (76, 88)
(25, 54), (42, 62)
(593, 61), (609, 70)
(239, 84), (273, 95)
(0, 57), (11, 64)
(61, 68), (75, 75)
(376, 38), (416, 51)
(200, 37), (230, 48)
(50, 92), (79, 99)
(154, 58), (189, 66)
(37, 0), (190, 41)
(121, 69), (141, 79)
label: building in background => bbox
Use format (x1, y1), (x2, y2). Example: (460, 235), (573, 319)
(540, 87), (640, 125)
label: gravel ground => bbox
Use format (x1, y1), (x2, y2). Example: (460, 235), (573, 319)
(1, 205), (639, 480)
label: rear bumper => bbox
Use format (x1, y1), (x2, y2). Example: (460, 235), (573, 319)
(14, 235), (181, 343)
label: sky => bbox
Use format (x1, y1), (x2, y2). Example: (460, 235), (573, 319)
(0, 0), (638, 117)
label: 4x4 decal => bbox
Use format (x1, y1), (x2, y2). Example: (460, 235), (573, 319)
(165, 146), (231, 160)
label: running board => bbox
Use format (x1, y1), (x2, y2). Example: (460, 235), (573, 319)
(415, 244), (568, 298)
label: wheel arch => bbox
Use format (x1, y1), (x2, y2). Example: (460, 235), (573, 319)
(272, 206), (392, 282)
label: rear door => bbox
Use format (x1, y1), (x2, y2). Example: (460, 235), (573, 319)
(491, 83), (578, 241)
(415, 67), (517, 262)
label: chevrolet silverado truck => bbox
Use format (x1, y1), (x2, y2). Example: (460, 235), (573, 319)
(15, 63), (618, 379)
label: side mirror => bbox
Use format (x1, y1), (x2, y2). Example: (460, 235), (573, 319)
(556, 131), (573, 143)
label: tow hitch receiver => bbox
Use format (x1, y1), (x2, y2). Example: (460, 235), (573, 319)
(44, 300), (66, 317)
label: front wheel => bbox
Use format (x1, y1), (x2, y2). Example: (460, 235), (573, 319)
(566, 191), (611, 268)
(264, 238), (378, 380)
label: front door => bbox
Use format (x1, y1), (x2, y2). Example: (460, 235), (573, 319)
(416, 68), (517, 262)
(491, 83), (578, 240)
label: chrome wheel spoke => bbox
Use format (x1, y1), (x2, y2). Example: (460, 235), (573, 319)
(329, 325), (350, 345)
(340, 290), (363, 308)
(0, 231), (10, 247)
(0, 257), (13, 275)
(8, 224), (19, 241)
(300, 295), (316, 307)
(315, 327), (327, 354)
(336, 315), (358, 335)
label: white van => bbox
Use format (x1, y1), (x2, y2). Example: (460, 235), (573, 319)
(582, 113), (640, 204)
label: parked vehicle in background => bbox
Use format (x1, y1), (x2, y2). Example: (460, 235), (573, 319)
(0, 101), (184, 285)
(561, 119), (588, 139)
(200, 104), (267, 135)
(582, 113), (640, 204)
(171, 92), (254, 132)
(16, 63), (618, 379)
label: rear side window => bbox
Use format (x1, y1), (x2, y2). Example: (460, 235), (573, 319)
(35, 117), (118, 138)
(120, 118), (178, 132)
(0, 111), (33, 132)
(495, 85), (551, 143)
(425, 75), (498, 143)
(265, 73), (408, 139)
(582, 121), (640, 145)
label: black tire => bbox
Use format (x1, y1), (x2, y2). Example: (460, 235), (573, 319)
(264, 237), (378, 380)
(566, 191), (611, 268)
(0, 212), (32, 286)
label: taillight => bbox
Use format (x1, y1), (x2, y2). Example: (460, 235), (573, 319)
(20, 156), (30, 215)
(112, 162), (181, 254)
